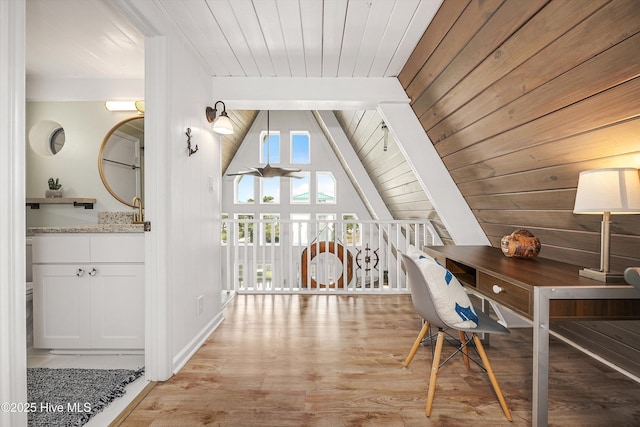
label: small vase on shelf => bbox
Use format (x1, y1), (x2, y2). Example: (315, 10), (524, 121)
(45, 189), (62, 198)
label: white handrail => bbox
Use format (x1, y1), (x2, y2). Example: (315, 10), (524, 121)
(220, 218), (441, 294)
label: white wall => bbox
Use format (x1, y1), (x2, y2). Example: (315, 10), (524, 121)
(25, 101), (141, 227)
(143, 34), (223, 377)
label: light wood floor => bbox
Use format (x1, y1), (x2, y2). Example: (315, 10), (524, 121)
(117, 294), (640, 426)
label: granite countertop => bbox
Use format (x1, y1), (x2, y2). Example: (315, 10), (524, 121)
(27, 211), (144, 234)
(28, 223), (144, 234)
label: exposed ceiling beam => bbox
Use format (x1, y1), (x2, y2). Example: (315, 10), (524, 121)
(313, 110), (392, 221)
(211, 77), (410, 110)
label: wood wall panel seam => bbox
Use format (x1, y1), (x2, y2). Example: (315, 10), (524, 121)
(434, 32), (640, 158)
(420, 0), (606, 133)
(423, 0), (639, 153)
(440, 77), (640, 170)
(398, 0), (471, 87)
(405, 0), (506, 104)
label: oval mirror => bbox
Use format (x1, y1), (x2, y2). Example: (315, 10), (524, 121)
(98, 116), (144, 208)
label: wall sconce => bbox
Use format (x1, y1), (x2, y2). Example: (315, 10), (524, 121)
(186, 128), (198, 156)
(573, 167), (640, 282)
(381, 122), (388, 151)
(205, 101), (234, 135)
(105, 100), (145, 113)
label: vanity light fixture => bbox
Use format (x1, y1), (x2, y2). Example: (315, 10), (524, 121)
(573, 167), (640, 282)
(205, 100), (234, 135)
(104, 100), (145, 113)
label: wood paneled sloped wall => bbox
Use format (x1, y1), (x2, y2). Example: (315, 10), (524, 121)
(333, 109), (452, 242)
(220, 110), (258, 175)
(399, 0), (640, 273)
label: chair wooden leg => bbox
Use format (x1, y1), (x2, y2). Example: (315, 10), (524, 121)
(459, 331), (470, 369)
(472, 334), (513, 422)
(425, 331), (444, 417)
(402, 321), (429, 368)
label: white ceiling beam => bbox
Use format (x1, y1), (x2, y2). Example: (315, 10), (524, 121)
(26, 77), (143, 101)
(314, 110), (393, 221)
(378, 102), (489, 245)
(211, 76), (410, 110)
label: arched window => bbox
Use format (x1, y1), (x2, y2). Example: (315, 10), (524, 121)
(235, 176), (254, 204)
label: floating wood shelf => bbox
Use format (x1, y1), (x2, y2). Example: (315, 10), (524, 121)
(26, 198), (96, 209)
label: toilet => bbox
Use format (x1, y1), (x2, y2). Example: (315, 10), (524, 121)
(26, 237), (33, 349)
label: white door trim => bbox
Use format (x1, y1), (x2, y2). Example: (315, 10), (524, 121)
(0, 1), (28, 426)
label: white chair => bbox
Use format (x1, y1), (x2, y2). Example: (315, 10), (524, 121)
(401, 253), (512, 421)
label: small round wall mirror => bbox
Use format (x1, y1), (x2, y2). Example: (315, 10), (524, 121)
(98, 116), (144, 208)
(29, 120), (66, 156)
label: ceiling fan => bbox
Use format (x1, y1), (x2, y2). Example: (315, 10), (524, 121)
(227, 111), (303, 179)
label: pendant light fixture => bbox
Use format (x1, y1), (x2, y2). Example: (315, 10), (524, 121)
(228, 111), (303, 178)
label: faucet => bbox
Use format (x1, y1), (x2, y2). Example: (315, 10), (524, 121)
(132, 196), (144, 224)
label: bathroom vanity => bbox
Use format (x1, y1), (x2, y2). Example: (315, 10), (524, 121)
(30, 226), (144, 350)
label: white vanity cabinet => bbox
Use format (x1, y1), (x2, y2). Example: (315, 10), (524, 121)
(32, 233), (144, 350)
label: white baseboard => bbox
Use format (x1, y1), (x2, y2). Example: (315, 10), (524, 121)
(172, 312), (224, 375)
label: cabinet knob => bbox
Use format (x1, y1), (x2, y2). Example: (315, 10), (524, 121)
(88, 268), (97, 276)
(492, 284), (503, 294)
(76, 268), (84, 277)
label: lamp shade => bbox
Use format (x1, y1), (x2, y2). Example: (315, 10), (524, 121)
(573, 168), (640, 214)
(212, 114), (234, 135)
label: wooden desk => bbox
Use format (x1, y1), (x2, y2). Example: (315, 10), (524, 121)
(423, 245), (640, 427)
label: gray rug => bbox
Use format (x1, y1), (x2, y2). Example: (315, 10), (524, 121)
(27, 367), (144, 427)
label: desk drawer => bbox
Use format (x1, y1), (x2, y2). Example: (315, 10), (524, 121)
(478, 271), (531, 317)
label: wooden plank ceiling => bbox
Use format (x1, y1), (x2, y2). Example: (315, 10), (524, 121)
(399, 0), (640, 272)
(153, 0), (437, 78)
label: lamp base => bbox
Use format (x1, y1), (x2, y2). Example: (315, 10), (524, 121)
(578, 268), (626, 283)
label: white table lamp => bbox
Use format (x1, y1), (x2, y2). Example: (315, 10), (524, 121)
(573, 168), (640, 282)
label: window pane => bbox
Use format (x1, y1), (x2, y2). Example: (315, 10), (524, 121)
(237, 263), (244, 289)
(261, 132), (280, 163)
(291, 172), (310, 204)
(291, 213), (310, 245)
(261, 177), (280, 203)
(261, 214), (280, 245)
(316, 213), (336, 241)
(256, 264), (272, 288)
(235, 176), (254, 204)
(343, 214), (361, 245)
(221, 213), (229, 244)
(291, 132), (310, 163)
(236, 214), (254, 244)
(317, 172), (336, 204)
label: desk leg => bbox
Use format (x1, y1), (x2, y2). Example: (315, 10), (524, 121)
(532, 287), (550, 427)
